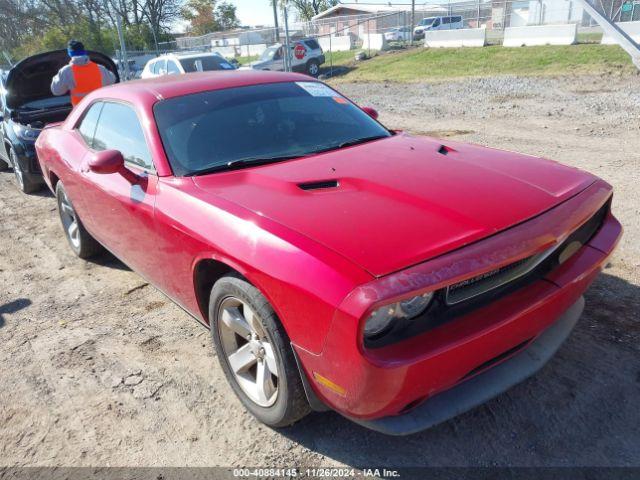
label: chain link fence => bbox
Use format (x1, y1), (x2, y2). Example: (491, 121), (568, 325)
(114, 1), (629, 81)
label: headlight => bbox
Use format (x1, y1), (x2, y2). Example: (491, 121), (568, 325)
(364, 292), (434, 338)
(12, 123), (40, 141)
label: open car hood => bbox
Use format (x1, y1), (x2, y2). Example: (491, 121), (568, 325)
(5, 49), (119, 110)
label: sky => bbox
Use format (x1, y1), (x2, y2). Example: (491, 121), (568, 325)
(229, 0), (415, 26)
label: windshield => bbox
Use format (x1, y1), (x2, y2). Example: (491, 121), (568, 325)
(259, 47), (279, 61)
(154, 82), (391, 176)
(179, 56), (235, 72)
(420, 18), (436, 26)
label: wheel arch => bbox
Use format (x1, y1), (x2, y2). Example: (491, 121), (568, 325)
(192, 256), (280, 327)
(192, 256), (293, 337)
(48, 169), (60, 192)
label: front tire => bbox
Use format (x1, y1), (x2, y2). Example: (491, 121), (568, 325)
(10, 148), (41, 194)
(306, 60), (320, 77)
(56, 182), (103, 259)
(209, 274), (310, 428)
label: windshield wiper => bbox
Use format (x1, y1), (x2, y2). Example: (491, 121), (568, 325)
(185, 154), (306, 177)
(311, 135), (389, 155)
(338, 135), (389, 149)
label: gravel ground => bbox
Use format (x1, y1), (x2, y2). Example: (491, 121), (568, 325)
(0, 73), (638, 468)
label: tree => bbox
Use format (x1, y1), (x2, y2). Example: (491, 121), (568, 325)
(215, 2), (239, 30)
(182, 0), (240, 35)
(287, 0), (338, 22)
(182, 0), (217, 36)
(142, 0), (182, 46)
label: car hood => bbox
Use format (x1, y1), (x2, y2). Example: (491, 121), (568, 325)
(192, 134), (596, 277)
(5, 49), (119, 110)
(248, 60), (269, 69)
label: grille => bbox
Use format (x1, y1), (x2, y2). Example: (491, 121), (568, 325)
(445, 200), (609, 306)
(445, 249), (553, 305)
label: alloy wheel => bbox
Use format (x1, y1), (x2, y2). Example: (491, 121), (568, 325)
(218, 296), (279, 407)
(308, 62), (319, 76)
(59, 189), (81, 250)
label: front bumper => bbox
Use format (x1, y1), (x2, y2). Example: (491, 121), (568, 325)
(293, 180), (622, 431)
(350, 296), (584, 435)
(13, 142), (42, 177)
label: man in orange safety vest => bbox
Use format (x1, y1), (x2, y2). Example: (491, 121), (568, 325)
(51, 40), (115, 106)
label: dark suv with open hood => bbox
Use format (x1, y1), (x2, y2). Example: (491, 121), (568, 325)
(0, 49), (119, 193)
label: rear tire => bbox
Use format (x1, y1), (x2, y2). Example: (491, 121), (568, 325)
(56, 181), (103, 259)
(209, 274), (310, 428)
(10, 148), (41, 194)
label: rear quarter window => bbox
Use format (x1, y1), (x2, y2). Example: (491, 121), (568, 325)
(304, 39), (320, 50)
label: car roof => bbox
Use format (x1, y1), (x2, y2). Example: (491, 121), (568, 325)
(161, 52), (221, 60)
(95, 70), (313, 103)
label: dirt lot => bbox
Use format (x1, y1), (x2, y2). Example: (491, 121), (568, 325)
(1, 72), (639, 468)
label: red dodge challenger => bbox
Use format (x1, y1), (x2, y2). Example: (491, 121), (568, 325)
(35, 71), (622, 435)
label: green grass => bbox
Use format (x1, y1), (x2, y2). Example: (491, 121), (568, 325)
(236, 55), (258, 65)
(330, 44), (634, 82)
(324, 49), (360, 67)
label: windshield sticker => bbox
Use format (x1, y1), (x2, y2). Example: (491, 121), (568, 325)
(296, 82), (338, 98)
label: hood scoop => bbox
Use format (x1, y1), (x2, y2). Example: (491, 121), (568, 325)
(438, 144), (456, 156)
(298, 180), (340, 191)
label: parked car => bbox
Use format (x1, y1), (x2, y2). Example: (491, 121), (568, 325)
(0, 49), (118, 193)
(384, 27), (412, 42)
(35, 71), (621, 435)
(245, 39), (325, 77)
(140, 52), (236, 79)
(115, 58), (143, 80)
(414, 15), (464, 39)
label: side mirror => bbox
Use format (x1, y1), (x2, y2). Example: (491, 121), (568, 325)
(88, 149), (124, 174)
(88, 150), (139, 183)
(361, 107), (379, 120)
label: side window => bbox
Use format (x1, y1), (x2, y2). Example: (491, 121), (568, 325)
(433, 18), (441, 27)
(149, 61), (158, 74)
(453, 16), (462, 23)
(92, 102), (154, 171)
(167, 60), (181, 74)
(443, 17), (451, 24)
(77, 102), (104, 147)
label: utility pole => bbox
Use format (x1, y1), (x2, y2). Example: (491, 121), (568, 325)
(272, 0), (280, 42)
(283, 0), (292, 72)
(410, 0), (415, 46)
(116, 14), (130, 80)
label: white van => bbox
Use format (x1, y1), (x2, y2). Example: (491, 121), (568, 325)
(414, 15), (464, 39)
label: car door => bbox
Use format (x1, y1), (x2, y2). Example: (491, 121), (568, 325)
(79, 101), (162, 282)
